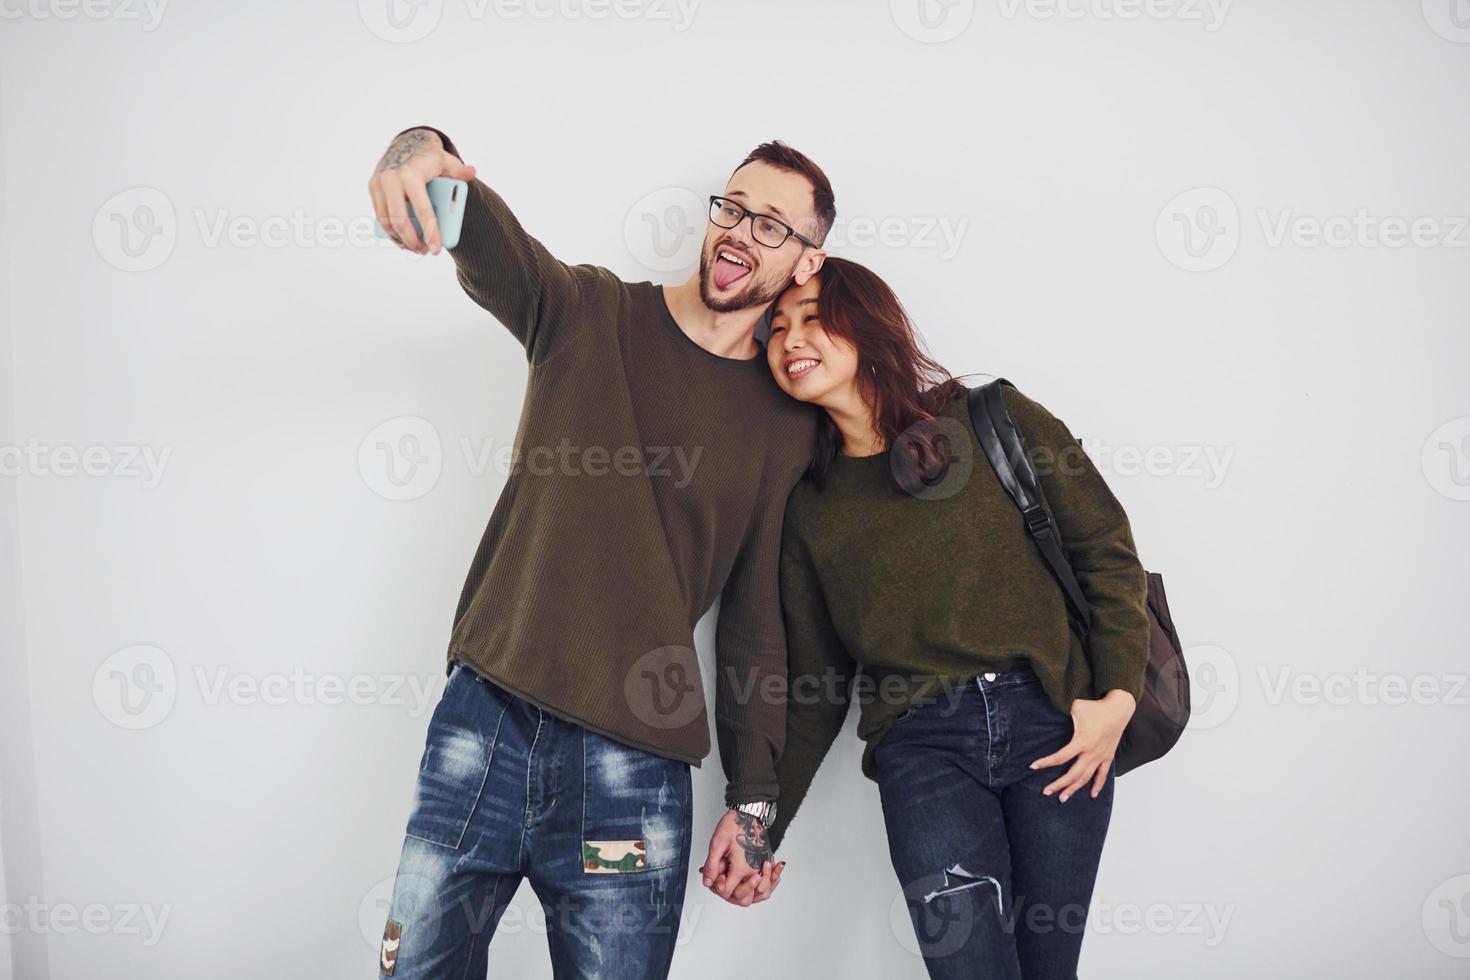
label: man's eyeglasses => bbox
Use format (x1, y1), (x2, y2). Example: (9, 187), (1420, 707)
(708, 196), (817, 250)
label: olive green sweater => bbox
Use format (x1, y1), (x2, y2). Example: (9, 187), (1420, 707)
(400, 126), (817, 805)
(767, 384), (1149, 851)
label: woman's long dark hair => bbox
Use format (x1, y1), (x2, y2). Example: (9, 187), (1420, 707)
(805, 256), (967, 491)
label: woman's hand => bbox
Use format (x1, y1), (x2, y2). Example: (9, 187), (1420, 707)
(1029, 690), (1137, 802)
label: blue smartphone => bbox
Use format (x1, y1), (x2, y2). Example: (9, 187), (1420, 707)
(374, 176), (467, 249)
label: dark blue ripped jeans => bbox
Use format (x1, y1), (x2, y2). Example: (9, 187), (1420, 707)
(873, 662), (1114, 980)
(378, 659), (693, 979)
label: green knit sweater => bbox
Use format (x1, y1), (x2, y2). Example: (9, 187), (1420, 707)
(767, 384), (1150, 851)
(402, 126), (817, 805)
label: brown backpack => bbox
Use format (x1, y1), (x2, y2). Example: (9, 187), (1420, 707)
(967, 379), (1190, 776)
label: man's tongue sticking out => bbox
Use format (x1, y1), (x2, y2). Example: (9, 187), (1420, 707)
(713, 250), (751, 290)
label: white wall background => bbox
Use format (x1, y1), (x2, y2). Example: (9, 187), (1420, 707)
(2, 1), (1469, 977)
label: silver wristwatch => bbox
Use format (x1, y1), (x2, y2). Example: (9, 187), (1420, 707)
(731, 800), (777, 828)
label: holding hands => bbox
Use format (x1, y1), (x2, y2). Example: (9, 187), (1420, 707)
(700, 809), (786, 908)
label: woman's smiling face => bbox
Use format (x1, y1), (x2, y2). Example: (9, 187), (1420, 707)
(767, 275), (859, 407)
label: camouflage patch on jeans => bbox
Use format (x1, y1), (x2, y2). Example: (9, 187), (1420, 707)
(380, 918), (402, 975)
(582, 839), (648, 873)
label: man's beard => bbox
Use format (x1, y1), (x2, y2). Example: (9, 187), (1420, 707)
(698, 246), (788, 314)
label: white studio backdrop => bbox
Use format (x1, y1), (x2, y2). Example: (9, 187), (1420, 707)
(2, 1), (1468, 977)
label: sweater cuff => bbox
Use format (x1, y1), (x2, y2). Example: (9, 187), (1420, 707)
(1091, 652), (1148, 703)
(723, 785), (778, 809)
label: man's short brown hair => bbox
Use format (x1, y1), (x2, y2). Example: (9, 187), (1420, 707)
(732, 141), (837, 245)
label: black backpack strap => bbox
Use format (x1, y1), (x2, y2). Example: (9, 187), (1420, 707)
(967, 379), (1093, 635)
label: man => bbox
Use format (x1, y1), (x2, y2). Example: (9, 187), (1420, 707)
(367, 125), (833, 978)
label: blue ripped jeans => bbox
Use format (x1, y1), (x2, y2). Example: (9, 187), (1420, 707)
(873, 662), (1114, 980)
(378, 659), (693, 979)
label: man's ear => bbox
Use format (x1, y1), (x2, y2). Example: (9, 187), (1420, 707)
(791, 248), (827, 286)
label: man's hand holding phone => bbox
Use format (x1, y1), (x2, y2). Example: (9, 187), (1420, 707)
(368, 128), (476, 256)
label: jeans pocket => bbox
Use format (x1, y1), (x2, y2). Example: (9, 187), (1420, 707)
(580, 730), (691, 874)
(404, 662), (503, 849)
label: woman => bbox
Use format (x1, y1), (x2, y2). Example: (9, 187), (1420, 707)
(759, 257), (1150, 979)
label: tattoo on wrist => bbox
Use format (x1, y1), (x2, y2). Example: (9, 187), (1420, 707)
(375, 129), (437, 174)
(734, 811), (773, 870)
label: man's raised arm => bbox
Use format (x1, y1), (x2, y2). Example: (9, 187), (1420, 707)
(368, 125), (596, 365)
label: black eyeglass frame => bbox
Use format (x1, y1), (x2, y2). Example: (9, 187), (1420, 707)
(708, 195), (818, 250)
